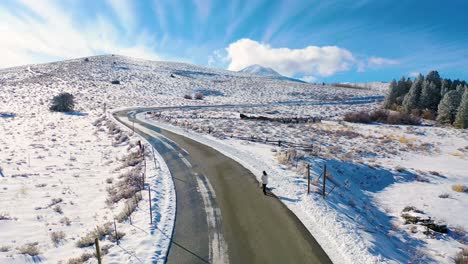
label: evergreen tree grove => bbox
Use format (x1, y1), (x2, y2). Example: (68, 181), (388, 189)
(454, 89), (468, 129)
(437, 90), (461, 124)
(402, 74), (424, 113)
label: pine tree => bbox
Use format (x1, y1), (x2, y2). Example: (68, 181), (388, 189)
(454, 89), (468, 129)
(451, 79), (461, 90)
(426, 70), (442, 89)
(406, 77), (413, 92)
(402, 74), (424, 113)
(440, 78), (452, 96)
(420, 79), (441, 112)
(437, 90), (461, 124)
(383, 79), (398, 109)
(394, 76), (408, 105)
(456, 84), (466, 94)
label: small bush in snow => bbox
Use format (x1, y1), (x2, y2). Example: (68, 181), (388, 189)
(0, 212), (12, 220)
(344, 109), (421, 125)
(111, 80), (120, 84)
(452, 184), (467, 193)
(17, 242), (40, 256)
(76, 222), (113, 248)
(108, 230), (126, 242)
(184, 94), (192, 100)
(455, 248), (468, 264)
(115, 193), (142, 223)
(50, 231), (66, 246)
(438, 193), (450, 199)
(60, 216), (71, 226)
(344, 111), (371, 123)
(0, 245), (10, 252)
(50, 92), (75, 112)
(53, 205), (63, 214)
(67, 252), (95, 264)
(194, 92), (204, 100)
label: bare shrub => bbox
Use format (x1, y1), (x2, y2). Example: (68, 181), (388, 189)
(194, 93), (204, 100)
(0, 245), (10, 252)
(455, 248), (468, 264)
(438, 193), (450, 198)
(421, 109), (436, 120)
(184, 94), (192, 100)
(119, 151), (142, 167)
(76, 223), (112, 248)
(116, 193), (142, 223)
(394, 166), (406, 172)
(49, 198), (63, 207)
(109, 230), (126, 242)
(0, 212), (12, 220)
(53, 205), (63, 214)
(452, 184), (467, 193)
(60, 216), (71, 226)
(107, 168), (142, 204)
(453, 225), (466, 238)
(50, 231), (66, 246)
(344, 109), (421, 125)
(344, 111), (371, 123)
(67, 252), (95, 264)
(17, 242), (40, 256)
(50, 92), (74, 112)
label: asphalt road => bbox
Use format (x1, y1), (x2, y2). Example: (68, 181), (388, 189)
(115, 111), (332, 264)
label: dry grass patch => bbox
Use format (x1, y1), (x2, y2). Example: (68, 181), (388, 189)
(50, 231), (66, 246)
(0, 245), (10, 252)
(455, 248), (468, 264)
(116, 193), (142, 223)
(76, 223), (113, 248)
(452, 184), (467, 193)
(17, 242), (40, 256)
(67, 252), (95, 264)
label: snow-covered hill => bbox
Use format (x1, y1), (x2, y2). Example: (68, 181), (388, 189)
(239, 64), (306, 83)
(0, 55), (383, 263)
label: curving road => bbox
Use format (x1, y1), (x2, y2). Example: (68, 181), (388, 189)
(115, 109), (332, 264)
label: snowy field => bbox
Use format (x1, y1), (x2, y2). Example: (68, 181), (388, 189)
(143, 104), (467, 263)
(0, 55), (465, 263)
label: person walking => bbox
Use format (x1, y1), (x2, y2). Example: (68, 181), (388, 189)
(261, 171), (268, 195)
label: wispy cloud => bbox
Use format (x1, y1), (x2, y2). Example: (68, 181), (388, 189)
(367, 57), (400, 67)
(105, 0), (136, 32)
(0, 1), (158, 68)
(193, 0), (212, 20)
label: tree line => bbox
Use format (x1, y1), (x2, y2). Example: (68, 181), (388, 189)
(383, 70), (467, 128)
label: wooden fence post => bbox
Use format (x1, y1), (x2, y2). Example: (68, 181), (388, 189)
(322, 164), (327, 198)
(148, 186), (153, 224)
(307, 164), (310, 194)
(114, 219), (119, 245)
(95, 238), (102, 264)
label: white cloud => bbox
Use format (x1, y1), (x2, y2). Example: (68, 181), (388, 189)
(225, 38), (356, 77)
(301, 76), (317, 83)
(409, 71), (421, 77)
(367, 56), (400, 67)
(105, 0), (136, 32)
(0, 1), (159, 68)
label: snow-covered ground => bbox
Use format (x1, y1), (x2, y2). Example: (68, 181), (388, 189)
(142, 104), (467, 263)
(1, 55), (465, 263)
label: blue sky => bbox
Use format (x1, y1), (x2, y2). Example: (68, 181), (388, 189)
(1, 0), (467, 82)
